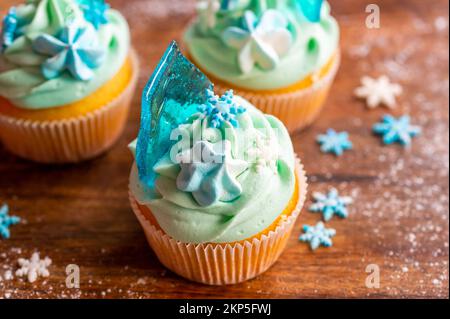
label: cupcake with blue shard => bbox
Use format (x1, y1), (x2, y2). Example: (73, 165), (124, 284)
(128, 41), (308, 285)
(0, 0), (138, 163)
(183, 0), (341, 132)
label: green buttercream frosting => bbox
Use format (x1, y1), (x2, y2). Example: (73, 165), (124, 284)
(0, 0), (130, 109)
(184, 0), (339, 91)
(129, 98), (297, 244)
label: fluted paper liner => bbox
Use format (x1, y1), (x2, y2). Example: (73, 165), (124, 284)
(0, 50), (139, 164)
(129, 157), (307, 285)
(214, 52), (341, 133)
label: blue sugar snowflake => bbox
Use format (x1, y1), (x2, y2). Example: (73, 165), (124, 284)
(317, 129), (353, 156)
(373, 114), (421, 146)
(0, 204), (20, 239)
(198, 89), (246, 128)
(309, 188), (353, 221)
(1, 7), (18, 53)
(299, 222), (336, 251)
(78, 0), (110, 29)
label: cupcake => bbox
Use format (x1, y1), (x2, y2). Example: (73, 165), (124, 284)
(128, 41), (307, 285)
(0, 0), (138, 163)
(184, 0), (340, 132)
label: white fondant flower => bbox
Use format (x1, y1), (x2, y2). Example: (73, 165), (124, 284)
(197, 0), (221, 28)
(222, 10), (293, 74)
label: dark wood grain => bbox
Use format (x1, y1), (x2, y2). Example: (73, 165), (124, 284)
(0, 0), (448, 299)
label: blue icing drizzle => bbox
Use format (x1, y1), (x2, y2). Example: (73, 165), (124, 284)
(137, 41), (213, 188)
(297, 0), (324, 22)
(32, 23), (106, 81)
(176, 140), (248, 207)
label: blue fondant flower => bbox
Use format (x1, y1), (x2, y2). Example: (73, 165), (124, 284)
(296, 0), (324, 22)
(0, 203), (21, 239)
(77, 0), (110, 29)
(299, 221), (336, 251)
(309, 188), (353, 221)
(0, 7), (18, 53)
(32, 23), (105, 81)
(198, 89), (246, 128)
(317, 129), (353, 156)
(222, 9), (293, 74)
(373, 115), (421, 146)
(176, 140), (248, 207)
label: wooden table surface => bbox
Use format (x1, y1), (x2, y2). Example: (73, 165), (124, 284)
(0, 0), (448, 299)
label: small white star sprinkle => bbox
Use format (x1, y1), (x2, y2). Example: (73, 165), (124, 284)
(354, 75), (402, 109)
(15, 252), (52, 283)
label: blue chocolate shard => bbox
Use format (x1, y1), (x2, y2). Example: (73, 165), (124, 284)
(137, 41), (213, 188)
(298, 0), (324, 23)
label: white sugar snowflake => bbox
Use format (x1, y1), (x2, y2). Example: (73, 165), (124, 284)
(16, 252), (52, 283)
(354, 75), (402, 109)
(246, 134), (279, 174)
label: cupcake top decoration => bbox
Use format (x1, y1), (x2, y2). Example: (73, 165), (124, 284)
(197, 0), (221, 28)
(197, 89), (247, 128)
(296, 0), (324, 22)
(246, 133), (279, 173)
(33, 23), (105, 80)
(222, 9), (293, 74)
(136, 41), (212, 188)
(0, 8), (19, 53)
(185, 0), (339, 90)
(174, 140), (248, 207)
(77, 0), (110, 29)
(130, 41), (296, 243)
(0, 0), (130, 109)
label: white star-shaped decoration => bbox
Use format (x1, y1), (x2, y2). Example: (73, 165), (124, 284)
(197, 0), (221, 28)
(222, 10), (293, 74)
(354, 75), (402, 109)
(15, 252), (52, 283)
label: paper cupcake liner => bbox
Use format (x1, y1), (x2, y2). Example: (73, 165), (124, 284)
(0, 50), (139, 164)
(129, 157), (307, 285)
(214, 52), (341, 133)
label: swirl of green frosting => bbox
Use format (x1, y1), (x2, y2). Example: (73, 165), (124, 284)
(0, 0), (130, 109)
(129, 97), (296, 244)
(184, 0), (339, 91)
